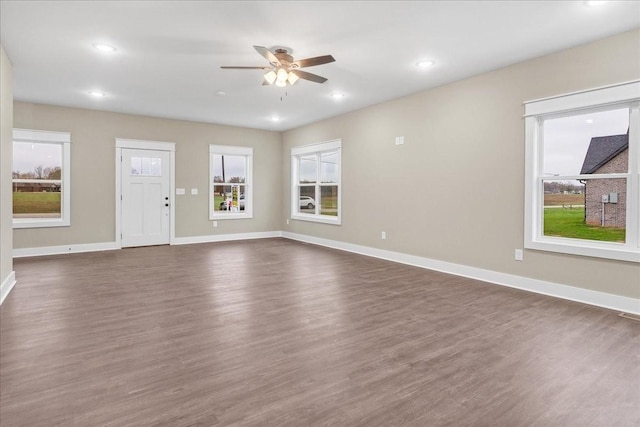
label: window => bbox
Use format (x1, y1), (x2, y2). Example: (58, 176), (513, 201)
(12, 129), (71, 228)
(130, 156), (161, 176)
(524, 81), (639, 262)
(291, 139), (341, 225)
(209, 145), (253, 220)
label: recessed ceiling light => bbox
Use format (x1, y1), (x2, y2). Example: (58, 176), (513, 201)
(585, 1), (607, 6)
(585, 119), (594, 123)
(270, 116), (280, 122)
(88, 90), (106, 98)
(330, 93), (345, 99)
(92, 43), (117, 53)
(416, 60), (435, 69)
(215, 90), (226, 96)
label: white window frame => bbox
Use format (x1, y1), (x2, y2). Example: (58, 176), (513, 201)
(12, 129), (71, 229)
(524, 80), (640, 263)
(291, 139), (342, 225)
(209, 145), (253, 220)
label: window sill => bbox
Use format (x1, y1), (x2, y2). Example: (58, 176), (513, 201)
(525, 238), (639, 263)
(210, 213), (253, 220)
(291, 214), (341, 225)
(13, 218), (70, 229)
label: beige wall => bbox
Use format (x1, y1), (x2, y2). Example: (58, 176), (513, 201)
(13, 104), (282, 248)
(1, 46), (13, 286)
(281, 29), (640, 299)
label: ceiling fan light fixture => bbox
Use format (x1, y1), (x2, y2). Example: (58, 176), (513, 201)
(276, 68), (288, 83)
(287, 72), (299, 85)
(264, 70), (277, 85)
(275, 79), (287, 87)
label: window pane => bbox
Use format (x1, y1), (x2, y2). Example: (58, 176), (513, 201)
(13, 188), (61, 218)
(299, 155), (317, 183)
(13, 142), (62, 180)
(543, 108), (629, 176)
(213, 155), (246, 183)
(543, 179), (625, 243)
(131, 157), (161, 176)
(213, 184), (246, 212)
(320, 151), (338, 183)
(320, 185), (338, 216)
(13, 141), (63, 218)
(131, 157), (141, 175)
(298, 186), (316, 214)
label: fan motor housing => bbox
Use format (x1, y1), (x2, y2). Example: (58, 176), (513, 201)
(274, 49), (294, 66)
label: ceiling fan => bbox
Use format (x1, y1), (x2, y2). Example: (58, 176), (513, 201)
(221, 46), (335, 87)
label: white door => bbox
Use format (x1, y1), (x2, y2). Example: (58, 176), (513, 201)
(121, 148), (171, 247)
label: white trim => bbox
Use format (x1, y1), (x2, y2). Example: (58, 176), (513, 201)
(13, 242), (120, 258)
(173, 231), (282, 245)
(524, 80), (640, 116)
(209, 144), (253, 155)
(115, 138), (176, 151)
(9, 232), (638, 314)
(0, 271), (17, 305)
(209, 145), (254, 220)
(290, 139), (342, 225)
(115, 138), (176, 246)
(282, 232), (640, 315)
(13, 129), (72, 229)
(13, 128), (70, 143)
(524, 84), (640, 262)
(291, 138), (342, 156)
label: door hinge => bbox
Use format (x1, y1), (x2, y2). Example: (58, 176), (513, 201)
(120, 194), (122, 200)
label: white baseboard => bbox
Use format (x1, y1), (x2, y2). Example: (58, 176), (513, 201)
(0, 271), (16, 305)
(172, 231), (283, 245)
(282, 232), (640, 316)
(13, 241), (121, 258)
(10, 231), (638, 315)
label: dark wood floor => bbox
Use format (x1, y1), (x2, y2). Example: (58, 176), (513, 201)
(1, 238), (638, 426)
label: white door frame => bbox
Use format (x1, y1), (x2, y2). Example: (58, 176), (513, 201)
(115, 138), (176, 247)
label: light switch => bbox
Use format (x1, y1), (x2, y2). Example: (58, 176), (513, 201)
(191, 188), (198, 195)
(176, 188), (185, 195)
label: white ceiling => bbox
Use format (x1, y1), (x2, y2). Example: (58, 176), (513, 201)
(1, 1), (639, 132)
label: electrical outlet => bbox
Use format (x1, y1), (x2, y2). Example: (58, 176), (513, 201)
(515, 249), (523, 261)
(286, 219), (290, 225)
(213, 221), (218, 228)
(381, 231), (386, 240)
(395, 136), (404, 145)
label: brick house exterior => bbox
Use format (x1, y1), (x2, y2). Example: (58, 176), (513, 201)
(580, 132), (628, 228)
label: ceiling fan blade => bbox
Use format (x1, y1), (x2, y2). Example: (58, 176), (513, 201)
(291, 70), (328, 84)
(220, 66), (272, 70)
(253, 45), (281, 66)
(291, 55), (335, 68)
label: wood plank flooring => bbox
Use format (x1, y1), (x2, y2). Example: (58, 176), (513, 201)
(1, 238), (638, 426)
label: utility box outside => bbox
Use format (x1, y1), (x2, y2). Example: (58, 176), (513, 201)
(609, 192), (618, 204)
(601, 194), (609, 203)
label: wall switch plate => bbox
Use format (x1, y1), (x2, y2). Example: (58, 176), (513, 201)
(515, 249), (523, 261)
(176, 188), (185, 195)
(395, 136), (404, 145)
(286, 219), (290, 225)
(213, 221), (218, 228)
(381, 231), (386, 240)
(191, 188), (198, 195)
